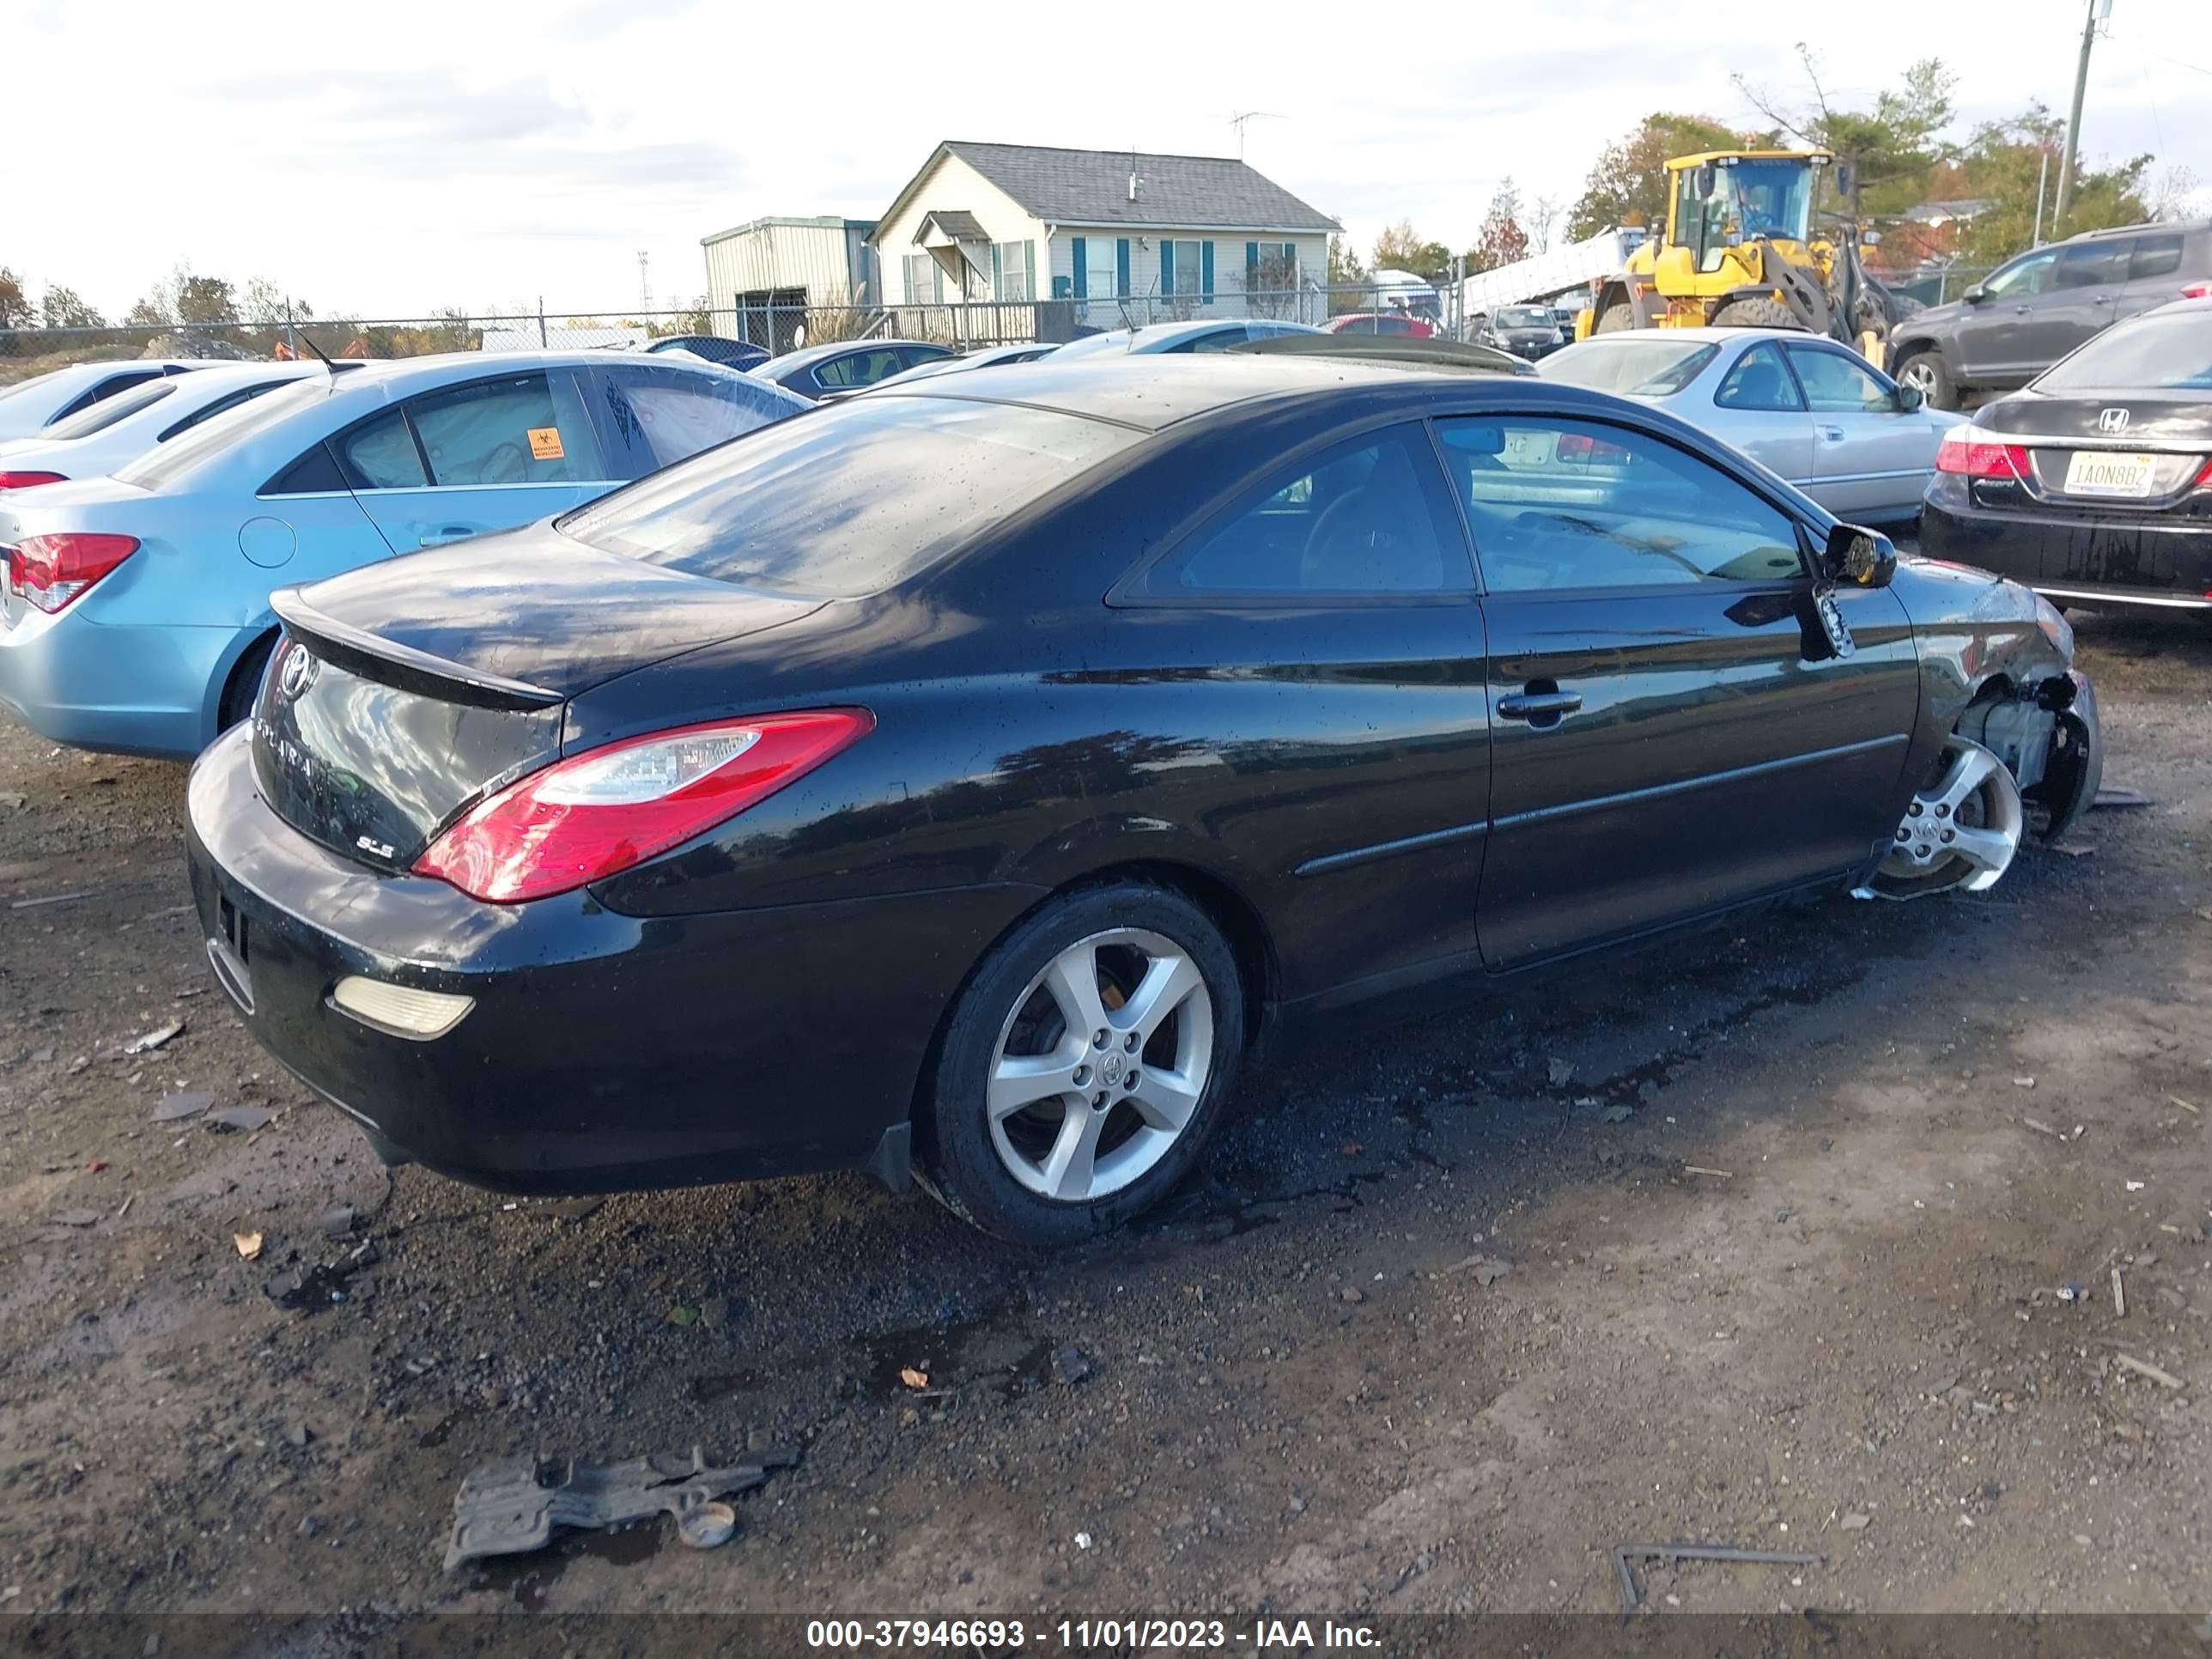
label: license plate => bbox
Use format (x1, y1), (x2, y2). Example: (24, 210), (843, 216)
(2063, 450), (2160, 498)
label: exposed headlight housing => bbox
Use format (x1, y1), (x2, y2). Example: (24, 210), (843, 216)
(2035, 593), (2075, 660)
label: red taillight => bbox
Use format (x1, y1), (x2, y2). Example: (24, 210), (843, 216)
(9, 533), (140, 613)
(1935, 428), (2031, 481)
(2193, 456), (2212, 489)
(1556, 432), (1629, 462)
(0, 471), (67, 490)
(413, 709), (874, 903)
(2182, 282), (2211, 300)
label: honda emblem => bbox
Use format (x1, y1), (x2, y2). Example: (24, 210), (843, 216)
(2098, 407), (2131, 434)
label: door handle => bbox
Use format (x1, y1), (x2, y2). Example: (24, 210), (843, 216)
(1498, 690), (1583, 722)
(1819, 425), (1845, 442)
(418, 526), (477, 547)
(2013, 305), (2031, 314)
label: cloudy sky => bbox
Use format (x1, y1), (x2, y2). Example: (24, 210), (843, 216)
(14, 0), (2209, 321)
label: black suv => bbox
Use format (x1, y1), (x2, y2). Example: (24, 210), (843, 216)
(1887, 221), (2210, 409)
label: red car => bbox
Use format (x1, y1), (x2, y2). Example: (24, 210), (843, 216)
(1322, 312), (1436, 338)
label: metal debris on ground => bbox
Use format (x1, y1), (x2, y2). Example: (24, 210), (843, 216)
(442, 1442), (799, 1571)
(152, 1091), (213, 1123)
(2112, 1268), (2127, 1319)
(2113, 1353), (2185, 1391)
(9, 890), (94, 910)
(207, 1104), (276, 1133)
(1610, 1541), (1825, 1613)
(2090, 786), (2154, 811)
(1438, 1255), (1512, 1285)
(1840, 1512), (1872, 1531)
(2048, 840), (2096, 859)
(1049, 1345), (1096, 1388)
(265, 1241), (380, 1312)
(121, 1019), (185, 1054)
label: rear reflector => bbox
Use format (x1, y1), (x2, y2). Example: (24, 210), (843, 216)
(0, 471), (67, 490)
(8, 533), (140, 613)
(413, 708), (874, 903)
(1935, 428), (2030, 482)
(329, 976), (475, 1040)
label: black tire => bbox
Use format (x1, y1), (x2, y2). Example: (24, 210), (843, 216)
(1595, 303), (1638, 333)
(1710, 295), (1801, 329)
(217, 631), (278, 731)
(915, 882), (1245, 1244)
(1892, 349), (1958, 410)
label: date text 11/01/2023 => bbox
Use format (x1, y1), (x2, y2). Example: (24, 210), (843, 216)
(805, 1620), (1382, 1650)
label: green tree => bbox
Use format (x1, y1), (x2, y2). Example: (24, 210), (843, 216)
(1734, 49), (1956, 219)
(39, 285), (104, 330)
(1567, 112), (1757, 240)
(1944, 105), (2149, 264)
(1370, 220), (1451, 280)
(125, 289), (173, 328)
(1326, 234), (1369, 313)
(175, 274), (238, 325)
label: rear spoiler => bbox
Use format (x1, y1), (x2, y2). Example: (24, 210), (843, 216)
(269, 588), (562, 712)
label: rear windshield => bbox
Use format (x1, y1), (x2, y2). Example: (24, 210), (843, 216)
(117, 376), (336, 489)
(1539, 338), (1719, 396)
(44, 378), (179, 439)
(2038, 312), (2212, 392)
(559, 395), (1139, 598)
(1496, 307), (1555, 329)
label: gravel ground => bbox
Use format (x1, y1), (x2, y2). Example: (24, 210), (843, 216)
(0, 608), (2205, 1624)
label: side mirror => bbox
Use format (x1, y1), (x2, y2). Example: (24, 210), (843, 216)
(1893, 383), (1924, 413)
(1826, 523), (1898, 588)
(1963, 284), (1989, 305)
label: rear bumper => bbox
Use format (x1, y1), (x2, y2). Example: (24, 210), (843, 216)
(185, 723), (1042, 1195)
(0, 609), (233, 757)
(1921, 496), (2212, 610)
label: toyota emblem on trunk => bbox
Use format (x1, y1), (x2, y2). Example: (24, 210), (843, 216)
(277, 645), (317, 700)
(2098, 407), (2131, 434)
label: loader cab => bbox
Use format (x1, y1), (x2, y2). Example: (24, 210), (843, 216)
(1664, 152), (1827, 277)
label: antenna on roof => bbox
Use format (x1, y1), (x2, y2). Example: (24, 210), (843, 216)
(1226, 111), (1283, 158)
(290, 325), (338, 383)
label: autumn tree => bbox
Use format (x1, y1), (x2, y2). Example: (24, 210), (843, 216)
(1370, 220), (1451, 280)
(1566, 113), (1755, 239)
(39, 286), (104, 330)
(0, 268), (31, 330)
(175, 274), (237, 325)
(1467, 179), (1531, 274)
(1734, 49), (1956, 219)
(1943, 105), (2149, 263)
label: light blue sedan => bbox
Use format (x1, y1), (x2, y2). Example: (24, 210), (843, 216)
(0, 350), (807, 757)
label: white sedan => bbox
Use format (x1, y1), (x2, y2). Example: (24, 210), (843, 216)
(0, 361), (362, 488)
(1538, 327), (1964, 524)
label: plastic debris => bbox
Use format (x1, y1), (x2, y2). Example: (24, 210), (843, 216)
(233, 1231), (264, 1261)
(122, 1020), (185, 1054)
(153, 1091), (213, 1123)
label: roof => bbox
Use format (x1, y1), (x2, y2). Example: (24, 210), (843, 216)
(1902, 198), (1994, 223)
(701, 215), (875, 246)
(876, 141), (1340, 239)
(1667, 149), (1832, 170)
(871, 352), (1497, 434)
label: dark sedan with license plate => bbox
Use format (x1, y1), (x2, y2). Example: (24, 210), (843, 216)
(186, 354), (2102, 1244)
(1920, 297), (2212, 610)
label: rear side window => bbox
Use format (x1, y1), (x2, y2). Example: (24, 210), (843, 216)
(560, 396), (1139, 599)
(592, 364), (797, 475)
(2129, 234), (2185, 281)
(130, 377), (331, 491)
(43, 379), (178, 439)
(1437, 416), (1804, 592)
(1714, 343), (1803, 410)
(158, 380), (287, 442)
(406, 370), (601, 485)
(267, 444), (348, 495)
(1136, 423), (1469, 598)
(814, 349), (906, 389)
(2054, 240), (2128, 290)
(339, 410), (428, 489)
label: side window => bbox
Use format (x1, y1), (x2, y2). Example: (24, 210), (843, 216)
(2053, 240), (2128, 290)
(814, 349), (902, 390)
(1176, 328), (1246, 354)
(404, 370), (601, 486)
(1714, 343), (1805, 411)
(1137, 423), (1469, 599)
(2129, 234), (2185, 281)
(593, 365), (793, 475)
(895, 346), (948, 372)
(265, 444), (347, 495)
(337, 409), (428, 489)
(1436, 416), (1805, 592)
(1781, 346), (1891, 413)
(1984, 249), (2057, 299)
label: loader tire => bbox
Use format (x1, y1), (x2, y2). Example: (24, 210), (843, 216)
(1595, 303), (1638, 333)
(1710, 295), (1801, 329)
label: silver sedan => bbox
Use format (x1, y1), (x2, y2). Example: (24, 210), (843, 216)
(1538, 327), (1965, 523)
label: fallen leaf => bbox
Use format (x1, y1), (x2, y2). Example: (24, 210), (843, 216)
(1340, 1141), (1362, 1158)
(899, 1366), (930, 1390)
(85, 1159), (107, 1174)
(234, 1231), (264, 1261)
(668, 1305), (699, 1327)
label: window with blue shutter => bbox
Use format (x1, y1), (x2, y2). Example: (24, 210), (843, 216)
(1116, 238), (1130, 297)
(1246, 240), (1260, 293)
(1200, 242), (1214, 304)
(1158, 241), (1175, 300)
(1024, 240), (1036, 303)
(1073, 236), (1087, 300)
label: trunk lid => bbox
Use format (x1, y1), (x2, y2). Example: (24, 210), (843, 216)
(254, 522), (823, 872)
(1977, 389), (2212, 447)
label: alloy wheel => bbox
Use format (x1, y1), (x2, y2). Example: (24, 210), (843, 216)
(1873, 734), (2024, 897)
(1897, 359), (1939, 396)
(985, 928), (1214, 1203)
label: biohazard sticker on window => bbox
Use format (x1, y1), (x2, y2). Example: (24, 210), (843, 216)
(527, 427), (565, 461)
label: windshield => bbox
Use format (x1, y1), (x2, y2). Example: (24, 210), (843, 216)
(559, 396), (1140, 599)
(1984, 248), (2057, 300)
(1537, 338), (1718, 397)
(1726, 160), (1815, 242)
(2039, 312), (2212, 391)
(1496, 307), (1555, 330)
(44, 378), (179, 440)
(117, 376), (337, 489)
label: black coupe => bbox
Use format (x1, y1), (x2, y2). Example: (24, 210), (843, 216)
(187, 354), (2103, 1243)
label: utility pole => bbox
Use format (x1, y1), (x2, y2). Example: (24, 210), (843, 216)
(2052, 0), (2110, 231)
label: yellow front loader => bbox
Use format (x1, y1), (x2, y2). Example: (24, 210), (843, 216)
(1579, 150), (1913, 365)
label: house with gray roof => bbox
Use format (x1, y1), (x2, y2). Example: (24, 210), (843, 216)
(872, 141), (1340, 329)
